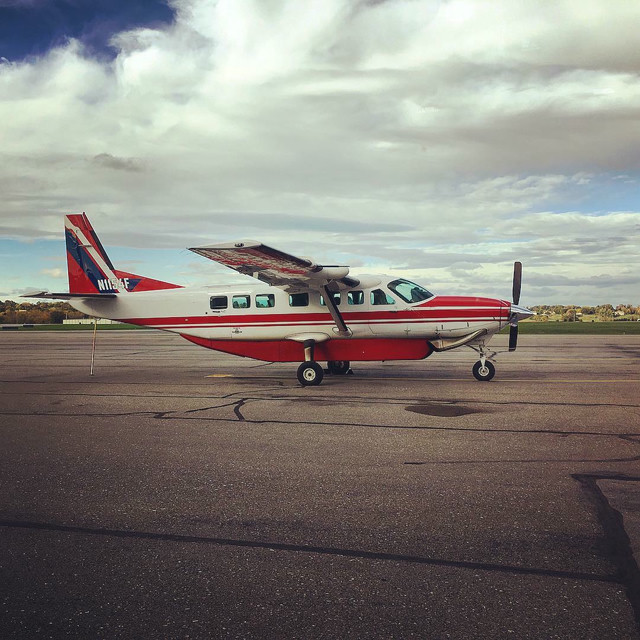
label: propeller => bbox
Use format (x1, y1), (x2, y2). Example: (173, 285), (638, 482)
(509, 261), (522, 352)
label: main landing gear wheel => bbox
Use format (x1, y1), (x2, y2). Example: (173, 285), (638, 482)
(297, 362), (324, 386)
(472, 360), (495, 382)
(327, 360), (350, 375)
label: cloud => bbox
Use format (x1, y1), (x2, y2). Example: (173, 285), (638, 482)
(92, 153), (144, 172)
(40, 267), (64, 278)
(0, 0), (639, 304)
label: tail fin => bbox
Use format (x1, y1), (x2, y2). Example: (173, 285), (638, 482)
(65, 213), (182, 294)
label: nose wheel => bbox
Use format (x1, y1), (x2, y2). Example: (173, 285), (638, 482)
(472, 360), (495, 381)
(468, 343), (497, 381)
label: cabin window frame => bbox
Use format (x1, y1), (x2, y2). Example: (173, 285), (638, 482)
(289, 292), (309, 307)
(210, 295), (228, 310)
(255, 293), (276, 309)
(320, 292), (341, 306)
(232, 294), (251, 309)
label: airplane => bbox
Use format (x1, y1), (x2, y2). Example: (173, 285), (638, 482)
(26, 213), (534, 386)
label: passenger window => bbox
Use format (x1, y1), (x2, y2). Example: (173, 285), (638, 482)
(255, 294), (275, 308)
(210, 296), (228, 310)
(320, 293), (341, 306)
(347, 290), (364, 305)
(232, 295), (250, 309)
(371, 289), (395, 305)
(289, 293), (309, 307)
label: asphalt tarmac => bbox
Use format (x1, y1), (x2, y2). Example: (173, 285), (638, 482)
(1, 330), (639, 639)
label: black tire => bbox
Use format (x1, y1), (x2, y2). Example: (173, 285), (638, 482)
(297, 362), (324, 386)
(327, 360), (350, 375)
(472, 360), (495, 382)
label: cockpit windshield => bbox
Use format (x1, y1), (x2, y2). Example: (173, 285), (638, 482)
(387, 279), (434, 304)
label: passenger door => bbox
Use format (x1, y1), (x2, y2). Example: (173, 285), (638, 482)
(367, 288), (406, 336)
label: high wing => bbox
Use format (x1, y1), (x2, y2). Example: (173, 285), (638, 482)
(189, 241), (369, 336)
(188, 241), (362, 291)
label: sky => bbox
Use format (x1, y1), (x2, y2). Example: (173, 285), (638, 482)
(1, 0), (639, 305)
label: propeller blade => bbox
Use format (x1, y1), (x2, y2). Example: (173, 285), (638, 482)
(512, 261), (522, 305)
(509, 323), (518, 352)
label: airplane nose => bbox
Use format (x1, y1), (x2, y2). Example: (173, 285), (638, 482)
(510, 304), (535, 322)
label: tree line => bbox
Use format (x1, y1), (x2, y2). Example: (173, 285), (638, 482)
(531, 304), (639, 322)
(0, 300), (87, 324)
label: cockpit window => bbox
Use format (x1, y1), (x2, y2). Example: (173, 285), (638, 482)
(387, 279), (433, 304)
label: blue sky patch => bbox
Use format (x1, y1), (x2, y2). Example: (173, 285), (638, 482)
(0, 0), (174, 61)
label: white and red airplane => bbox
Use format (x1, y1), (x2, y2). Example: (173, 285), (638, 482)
(27, 213), (533, 385)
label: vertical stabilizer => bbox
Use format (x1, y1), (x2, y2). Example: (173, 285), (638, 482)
(65, 213), (182, 294)
(65, 213), (120, 294)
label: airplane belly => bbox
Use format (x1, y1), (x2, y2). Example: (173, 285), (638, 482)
(181, 335), (433, 362)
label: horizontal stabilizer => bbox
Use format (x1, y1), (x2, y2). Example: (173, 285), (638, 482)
(22, 290), (117, 300)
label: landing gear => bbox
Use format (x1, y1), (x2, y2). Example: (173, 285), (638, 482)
(472, 360), (495, 381)
(297, 339), (324, 386)
(296, 338), (353, 385)
(327, 360), (350, 375)
(297, 361), (324, 386)
(468, 343), (496, 381)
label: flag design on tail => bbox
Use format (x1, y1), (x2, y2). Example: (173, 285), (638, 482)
(65, 213), (182, 294)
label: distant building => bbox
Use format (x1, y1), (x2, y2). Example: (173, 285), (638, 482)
(63, 318), (122, 325)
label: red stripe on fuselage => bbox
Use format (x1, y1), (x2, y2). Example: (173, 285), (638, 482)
(120, 306), (510, 328)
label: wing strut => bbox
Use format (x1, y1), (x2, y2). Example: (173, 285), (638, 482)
(323, 285), (351, 337)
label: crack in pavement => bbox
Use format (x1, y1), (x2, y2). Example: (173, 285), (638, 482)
(2, 384), (639, 410)
(1, 407), (639, 441)
(0, 519), (621, 586)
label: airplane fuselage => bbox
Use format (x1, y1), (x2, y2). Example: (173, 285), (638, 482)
(70, 278), (512, 363)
